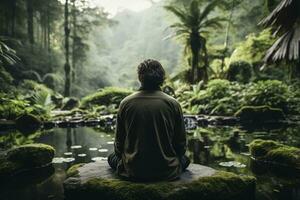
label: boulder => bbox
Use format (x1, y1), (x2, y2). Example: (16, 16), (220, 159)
(249, 139), (300, 173)
(234, 106), (286, 123)
(62, 97), (80, 110)
(64, 161), (256, 200)
(15, 114), (41, 134)
(0, 143), (55, 179)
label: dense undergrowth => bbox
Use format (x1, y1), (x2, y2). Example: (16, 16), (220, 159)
(1, 79), (300, 122)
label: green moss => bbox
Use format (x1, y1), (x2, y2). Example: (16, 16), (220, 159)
(66, 163), (84, 177)
(250, 139), (300, 169)
(81, 87), (132, 109)
(66, 171), (255, 200)
(234, 105), (285, 122)
(7, 143), (55, 167)
(0, 143), (55, 179)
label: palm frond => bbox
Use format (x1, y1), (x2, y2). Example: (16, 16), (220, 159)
(164, 5), (188, 24)
(265, 26), (300, 63)
(199, 0), (221, 23)
(260, 0), (298, 32)
(200, 17), (226, 29)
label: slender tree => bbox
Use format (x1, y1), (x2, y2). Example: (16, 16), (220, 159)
(165, 0), (224, 83)
(64, 0), (71, 96)
(26, 0), (34, 45)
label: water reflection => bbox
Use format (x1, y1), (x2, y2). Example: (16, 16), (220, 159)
(0, 125), (299, 200)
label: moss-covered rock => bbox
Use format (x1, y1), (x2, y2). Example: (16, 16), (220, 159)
(0, 143), (55, 179)
(66, 163), (84, 178)
(64, 161), (256, 200)
(234, 106), (285, 122)
(249, 139), (300, 170)
(15, 113), (41, 134)
(61, 97), (80, 110)
(81, 87), (132, 109)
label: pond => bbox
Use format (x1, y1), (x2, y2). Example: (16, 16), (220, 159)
(0, 122), (300, 200)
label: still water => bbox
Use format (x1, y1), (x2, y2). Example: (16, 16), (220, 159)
(0, 123), (300, 200)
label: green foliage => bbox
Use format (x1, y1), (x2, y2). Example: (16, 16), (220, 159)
(188, 79), (244, 115)
(81, 87), (132, 109)
(179, 79), (299, 116)
(227, 61), (252, 83)
(0, 94), (30, 120)
(0, 80), (55, 120)
(230, 29), (275, 66)
(242, 80), (290, 112)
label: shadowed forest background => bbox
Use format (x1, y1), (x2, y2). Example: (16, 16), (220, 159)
(0, 0), (300, 200)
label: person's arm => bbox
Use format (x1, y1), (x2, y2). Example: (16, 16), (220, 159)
(173, 102), (186, 157)
(114, 103), (126, 158)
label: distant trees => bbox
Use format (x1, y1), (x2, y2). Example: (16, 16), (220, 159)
(165, 0), (224, 84)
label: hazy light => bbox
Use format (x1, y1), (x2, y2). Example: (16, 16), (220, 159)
(89, 0), (162, 16)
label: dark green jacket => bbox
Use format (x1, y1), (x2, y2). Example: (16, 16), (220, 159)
(114, 89), (186, 181)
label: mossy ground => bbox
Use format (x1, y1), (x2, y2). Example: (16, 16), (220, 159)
(250, 139), (300, 170)
(65, 171), (256, 200)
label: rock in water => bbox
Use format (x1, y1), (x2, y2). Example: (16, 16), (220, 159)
(0, 143), (55, 180)
(61, 97), (80, 110)
(64, 161), (256, 200)
(15, 114), (41, 134)
(234, 105), (285, 123)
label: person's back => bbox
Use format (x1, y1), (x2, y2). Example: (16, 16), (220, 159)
(108, 59), (189, 181)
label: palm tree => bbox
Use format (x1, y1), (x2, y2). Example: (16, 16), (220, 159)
(165, 0), (224, 83)
(260, 0), (300, 78)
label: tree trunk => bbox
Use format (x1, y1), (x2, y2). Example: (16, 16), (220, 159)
(11, 0), (17, 37)
(64, 0), (71, 97)
(190, 32), (201, 84)
(71, 0), (77, 83)
(202, 40), (209, 84)
(26, 0), (34, 45)
(221, 0), (235, 73)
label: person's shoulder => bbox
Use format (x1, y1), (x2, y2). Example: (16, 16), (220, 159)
(119, 91), (140, 106)
(160, 91), (180, 106)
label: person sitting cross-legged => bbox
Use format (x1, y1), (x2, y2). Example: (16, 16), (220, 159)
(108, 59), (190, 181)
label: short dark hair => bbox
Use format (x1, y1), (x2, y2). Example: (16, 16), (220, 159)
(137, 59), (165, 90)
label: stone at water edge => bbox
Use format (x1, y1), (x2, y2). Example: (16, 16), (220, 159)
(0, 143), (55, 179)
(15, 114), (41, 134)
(64, 161), (256, 200)
(234, 105), (286, 123)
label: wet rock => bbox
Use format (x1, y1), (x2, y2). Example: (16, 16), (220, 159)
(249, 139), (300, 174)
(62, 97), (80, 110)
(0, 143), (55, 179)
(15, 114), (41, 134)
(64, 161), (256, 200)
(196, 115), (239, 126)
(235, 106), (286, 123)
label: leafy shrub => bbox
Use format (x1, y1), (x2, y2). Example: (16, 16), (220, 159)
(227, 61), (252, 83)
(81, 87), (132, 109)
(180, 79), (298, 116)
(242, 80), (290, 112)
(190, 79), (245, 115)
